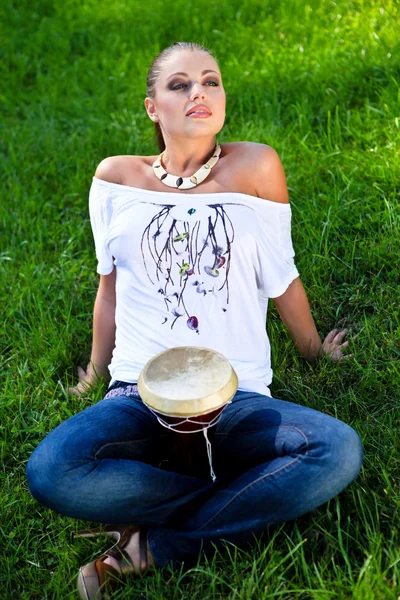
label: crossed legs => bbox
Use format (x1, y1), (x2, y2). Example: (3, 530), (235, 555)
(26, 391), (363, 567)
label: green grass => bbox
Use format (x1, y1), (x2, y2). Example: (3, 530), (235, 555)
(1, 0), (400, 597)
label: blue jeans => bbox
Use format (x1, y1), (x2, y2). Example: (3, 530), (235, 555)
(26, 390), (363, 567)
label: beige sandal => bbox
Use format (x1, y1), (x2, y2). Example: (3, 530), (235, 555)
(76, 525), (150, 600)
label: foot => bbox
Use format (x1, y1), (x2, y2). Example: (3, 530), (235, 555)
(103, 529), (154, 575)
(77, 527), (153, 600)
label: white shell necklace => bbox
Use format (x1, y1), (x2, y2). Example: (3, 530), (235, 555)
(152, 144), (221, 189)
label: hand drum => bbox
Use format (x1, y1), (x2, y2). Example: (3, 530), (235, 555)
(138, 346), (238, 479)
(138, 346), (238, 432)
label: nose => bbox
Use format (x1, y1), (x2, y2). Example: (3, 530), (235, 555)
(189, 82), (206, 102)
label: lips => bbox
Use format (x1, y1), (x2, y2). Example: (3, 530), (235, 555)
(186, 104), (212, 117)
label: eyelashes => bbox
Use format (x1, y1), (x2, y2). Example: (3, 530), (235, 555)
(169, 81), (219, 90)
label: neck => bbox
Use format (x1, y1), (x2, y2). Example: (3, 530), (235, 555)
(161, 137), (217, 176)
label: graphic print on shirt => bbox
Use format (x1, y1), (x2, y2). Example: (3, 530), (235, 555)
(140, 202), (240, 333)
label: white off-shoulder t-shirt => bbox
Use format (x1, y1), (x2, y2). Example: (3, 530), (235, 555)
(89, 176), (299, 394)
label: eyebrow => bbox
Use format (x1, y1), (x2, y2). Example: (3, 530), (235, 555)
(166, 69), (220, 81)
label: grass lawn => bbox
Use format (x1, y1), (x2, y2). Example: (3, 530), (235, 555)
(1, 0), (400, 598)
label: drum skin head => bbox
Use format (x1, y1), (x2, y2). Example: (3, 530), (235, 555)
(138, 346), (238, 417)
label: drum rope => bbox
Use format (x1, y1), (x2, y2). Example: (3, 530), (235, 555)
(143, 402), (233, 482)
(203, 428), (216, 482)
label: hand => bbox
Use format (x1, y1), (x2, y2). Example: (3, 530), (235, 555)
(321, 329), (354, 362)
(68, 363), (100, 397)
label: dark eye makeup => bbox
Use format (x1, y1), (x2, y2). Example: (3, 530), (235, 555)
(168, 79), (220, 90)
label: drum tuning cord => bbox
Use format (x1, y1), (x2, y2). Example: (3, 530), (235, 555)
(203, 427), (216, 482)
(144, 402), (233, 483)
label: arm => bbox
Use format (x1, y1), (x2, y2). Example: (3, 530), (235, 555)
(246, 144), (350, 362)
(272, 278), (321, 363)
(272, 278), (351, 363)
(69, 158), (123, 395)
(70, 269), (116, 395)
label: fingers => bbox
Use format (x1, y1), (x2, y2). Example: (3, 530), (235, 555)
(322, 327), (358, 362)
(325, 328), (356, 347)
(333, 329), (348, 344)
(68, 380), (93, 396)
(69, 364), (98, 397)
(68, 386), (81, 397)
(77, 365), (87, 379)
(324, 329), (339, 344)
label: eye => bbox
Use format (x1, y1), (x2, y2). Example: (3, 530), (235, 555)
(205, 80), (219, 86)
(170, 82), (187, 90)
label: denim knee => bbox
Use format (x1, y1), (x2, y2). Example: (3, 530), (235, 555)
(26, 444), (46, 502)
(26, 437), (63, 510)
(321, 419), (363, 494)
(340, 423), (363, 481)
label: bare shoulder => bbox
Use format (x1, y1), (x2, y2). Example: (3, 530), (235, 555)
(222, 142), (289, 204)
(95, 155), (146, 185)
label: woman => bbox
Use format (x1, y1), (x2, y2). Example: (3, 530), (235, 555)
(26, 42), (363, 599)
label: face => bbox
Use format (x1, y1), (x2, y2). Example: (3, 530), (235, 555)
(145, 49), (226, 143)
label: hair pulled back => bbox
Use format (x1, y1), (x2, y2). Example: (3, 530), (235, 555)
(146, 42), (216, 152)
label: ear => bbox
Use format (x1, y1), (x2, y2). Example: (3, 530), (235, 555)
(144, 97), (159, 122)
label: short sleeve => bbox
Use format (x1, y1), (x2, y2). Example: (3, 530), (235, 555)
(255, 201), (299, 298)
(88, 177), (115, 275)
